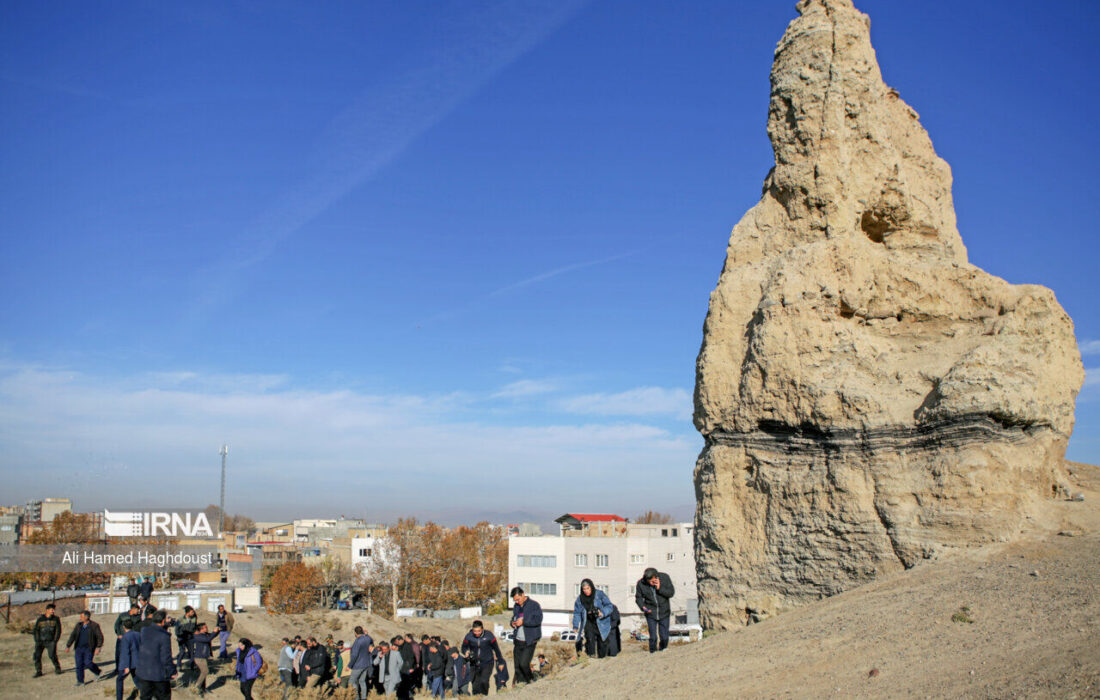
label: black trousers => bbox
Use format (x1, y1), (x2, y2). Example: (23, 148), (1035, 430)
(397, 671), (416, 700)
(136, 678), (171, 700)
(470, 661), (493, 695)
(33, 641), (60, 673)
(512, 643), (537, 684)
(176, 637), (193, 666)
(240, 677), (256, 700)
(583, 622), (608, 658)
(646, 616), (670, 652)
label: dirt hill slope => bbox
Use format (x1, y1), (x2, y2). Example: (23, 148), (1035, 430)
(519, 464), (1100, 699)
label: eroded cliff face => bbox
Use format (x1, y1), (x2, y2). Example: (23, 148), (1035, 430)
(693, 0), (1084, 629)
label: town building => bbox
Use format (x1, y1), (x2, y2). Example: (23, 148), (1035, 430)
(507, 513), (697, 635)
(253, 522), (294, 543)
(85, 585), (237, 616)
(506, 522), (543, 537)
(25, 498), (72, 524)
(20, 498), (73, 538)
(0, 512), (22, 547)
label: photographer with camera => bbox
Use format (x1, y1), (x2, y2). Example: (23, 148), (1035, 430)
(572, 578), (615, 658)
(460, 620), (504, 695)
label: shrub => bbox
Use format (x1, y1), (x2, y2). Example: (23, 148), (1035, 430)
(951, 605), (975, 624)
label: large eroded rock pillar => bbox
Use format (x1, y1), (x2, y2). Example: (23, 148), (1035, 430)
(693, 0), (1084, 629)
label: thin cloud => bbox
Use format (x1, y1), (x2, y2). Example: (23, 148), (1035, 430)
(419, 249), (639, 327)
(144, 371), (289, 393)
(492, 379), (558, 399)
(1086, 368), (1099, 389)
(559, 386), (692, 418)
(1079, 340), (1100, 356)
(0, 363), (697, 517)
(189, 0), (588, 319)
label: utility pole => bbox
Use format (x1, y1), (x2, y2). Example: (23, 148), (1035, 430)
(219, 445), (229, 533)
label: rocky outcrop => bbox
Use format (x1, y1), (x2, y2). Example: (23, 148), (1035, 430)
(693, 0), (1085, 629)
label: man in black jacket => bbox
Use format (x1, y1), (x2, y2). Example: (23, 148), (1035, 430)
(460, 620), (504, 695)
(301, 636), (329, 689)
(635, 567), (675, 653)
(422, 638), (446, 697)
(65, 609), (104, 685)
(191, 622), (218, 695)
(394, 635), (416, 700)
(135, 597), (158, 630)
(32, 603), (63, 677)
(126, 579), (140, 606)
(138, 578), (154, 604)
(509, 587), (542, 686)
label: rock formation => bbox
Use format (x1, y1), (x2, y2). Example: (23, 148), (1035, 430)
(693, 0), (1085, 629)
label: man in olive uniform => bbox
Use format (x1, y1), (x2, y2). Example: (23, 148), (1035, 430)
(32, 603), (63, 677)
(113, 603), (141, 672)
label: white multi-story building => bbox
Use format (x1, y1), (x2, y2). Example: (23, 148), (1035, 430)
(293, 519), (337, 541)
(350, 535), (382, 572)
(507, 513), (696, 634)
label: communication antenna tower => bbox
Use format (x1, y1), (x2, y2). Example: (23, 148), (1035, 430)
(219, 444), (228, 533)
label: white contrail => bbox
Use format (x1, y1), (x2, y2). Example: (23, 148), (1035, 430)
(485, 250), (640, 298)
(189, 0), (589, 317)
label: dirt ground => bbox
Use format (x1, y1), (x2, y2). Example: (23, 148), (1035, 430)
(2, 462), (1097, 699)
(518, 462), (1100, 699)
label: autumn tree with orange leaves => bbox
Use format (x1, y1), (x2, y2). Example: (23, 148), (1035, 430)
(20, 512), (109, 588)
(265, 561), (324, 614)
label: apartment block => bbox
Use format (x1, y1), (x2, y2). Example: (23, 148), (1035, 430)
(508, 513), (696, 633)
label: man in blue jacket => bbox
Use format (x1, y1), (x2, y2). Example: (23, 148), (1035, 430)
(134, 610), (176, 700)
(460, 620), (504, 695)
(509, 587), (542, 686)
(347, 625), (374, 700)
(116, 618), (141, 700)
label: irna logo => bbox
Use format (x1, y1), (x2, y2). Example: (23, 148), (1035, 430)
(104, 510), (217, 539)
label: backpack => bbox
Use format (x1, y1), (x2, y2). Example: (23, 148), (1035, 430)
(247, 648), (266, 676)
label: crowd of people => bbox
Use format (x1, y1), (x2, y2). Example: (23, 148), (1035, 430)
(31, 595), (244, 700)
(29, 568), (679, 699)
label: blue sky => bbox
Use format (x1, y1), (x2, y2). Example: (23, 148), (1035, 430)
(1, 0), (1098, 522)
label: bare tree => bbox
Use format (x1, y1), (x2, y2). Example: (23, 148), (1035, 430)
(203, 505), (256, 535)
(634, 510), (674, 524)
(360, 534), (402, 619)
